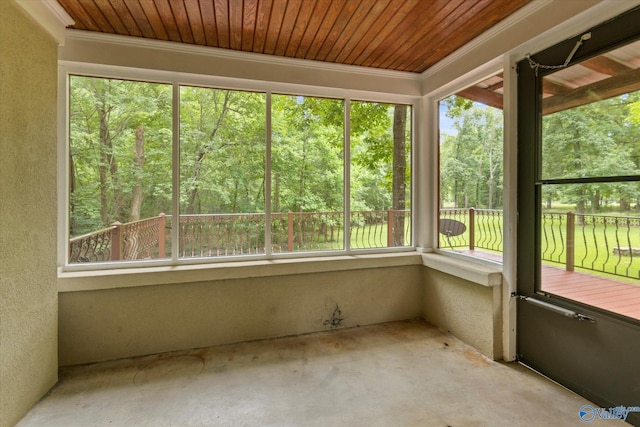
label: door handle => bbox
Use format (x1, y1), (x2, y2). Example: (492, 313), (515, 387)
(575, 313), (596, 322)
(518, 295), (596, 323)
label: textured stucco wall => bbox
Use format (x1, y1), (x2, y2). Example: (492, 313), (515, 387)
(0, 2), (59, 426)
(59, 263), (504, 366)
(423, 269), (502, 359)
(59, 266), (423, 365)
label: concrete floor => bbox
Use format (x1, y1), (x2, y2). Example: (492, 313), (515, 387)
(18, 320), (624, 427)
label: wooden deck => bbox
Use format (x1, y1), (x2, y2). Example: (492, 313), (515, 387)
(457, 249), (640, 321)
(541, 267), (640, 320)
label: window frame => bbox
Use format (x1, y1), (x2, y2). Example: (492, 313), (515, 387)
(517, 9), (640, 301)
(425, 57), (505, 266)
(58, 61), (418, 272)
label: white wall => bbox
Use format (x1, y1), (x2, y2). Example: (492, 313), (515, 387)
(0, 2), (59, 426)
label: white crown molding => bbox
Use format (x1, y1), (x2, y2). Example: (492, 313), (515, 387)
(64, 29), (422, 82)
(421, 0), (552, 81)
(16, 0), (74, 45)
(43, 0), (74, 26)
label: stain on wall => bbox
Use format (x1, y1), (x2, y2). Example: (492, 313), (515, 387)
(323, 303), (345, 329)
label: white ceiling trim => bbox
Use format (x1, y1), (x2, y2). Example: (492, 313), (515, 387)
(64, 29), (422, 82)
(16, 0), (74, 45)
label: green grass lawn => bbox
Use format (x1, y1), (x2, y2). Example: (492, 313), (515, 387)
(295, 222), (412, 251)
(543, 216), (640, 282)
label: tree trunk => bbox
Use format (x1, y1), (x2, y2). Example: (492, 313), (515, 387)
(620, 198), (631, 211)
(297, 132), (308, 212)
(96, 97), (124, 224)
(98, 108), (111, 225)
(392, 105), (407, 246)
(487, 141), (494, 209)
(130, 125), (145, 222)
(577, 190), (586, 226)
(453, 179), (459, 208)
(273, 174), (280, 213)
(591, 189), (600, 213)
(186, 91), (232, 214)
(69, 151), (77, 234)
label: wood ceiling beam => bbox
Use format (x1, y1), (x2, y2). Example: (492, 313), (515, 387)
(485, 77), (504, 92)
(456, 86), (504, 110)
(580, 56), (633, 76)
(542, 79), (572, 96)
(543, 67), (640, 115)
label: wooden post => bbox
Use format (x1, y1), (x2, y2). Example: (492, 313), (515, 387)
(566, 212), (575, 272)
(111, 222), (122, 261)
(158, 213), (166, 258)
(469, 208), (475, 251)
(288, 212), (294, 252)
(387, 209), (393, 247)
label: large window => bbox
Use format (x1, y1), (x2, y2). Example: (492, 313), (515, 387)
(68, 76), (173, 263)
(351, 101), (412, 248)
(66, 75), (413, 266)
(271, 95), (344, 252)
(438, 74), (504, 262)
(179, 87), (266, 258)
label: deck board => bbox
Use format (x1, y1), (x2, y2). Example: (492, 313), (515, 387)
(456, 249), (640, 321)
(542, 267), (640, 320)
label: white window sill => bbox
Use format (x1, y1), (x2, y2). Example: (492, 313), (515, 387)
(58, 252), (424, 292)
(58, 251), (503, 292)
(421, 253), (502, 287)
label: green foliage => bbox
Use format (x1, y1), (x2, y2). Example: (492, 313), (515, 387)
(69, 76), (172, 236)
(271, 95), (344, 212)
(440, 90), (640, 213)
(542, 92), (640, 213)
(441, 94), (474, 118)
(179, 87), (266, 214)
(351, 101), (411, 212)
(440, 99), (503, 209)
(69, 78), (412, 248)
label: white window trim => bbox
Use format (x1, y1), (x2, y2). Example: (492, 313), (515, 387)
(58, 61), (420, 273)
(424, 56), (505, 264)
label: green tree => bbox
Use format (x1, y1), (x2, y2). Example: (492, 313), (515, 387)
(350, 101), (412, 245)
(69, 77), (172, 236)
(179, 87), (266, 215)
(542, 94), (640, 213)
(440, 98), (503, 209)
(271, 95), (344, 213)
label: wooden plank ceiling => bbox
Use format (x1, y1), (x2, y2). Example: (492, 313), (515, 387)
(56, 0), (532, 74)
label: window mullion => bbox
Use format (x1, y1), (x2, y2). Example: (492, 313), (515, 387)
(265, 91), (272, 257)
(344, 98), (351, 253)
(171, 83), (180, 263)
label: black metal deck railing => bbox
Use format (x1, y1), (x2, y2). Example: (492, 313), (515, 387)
(439, 208), (640, 280)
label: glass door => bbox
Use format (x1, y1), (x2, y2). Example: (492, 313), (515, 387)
(539, 40), (640, 321)
(517, 7), (640, 425)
